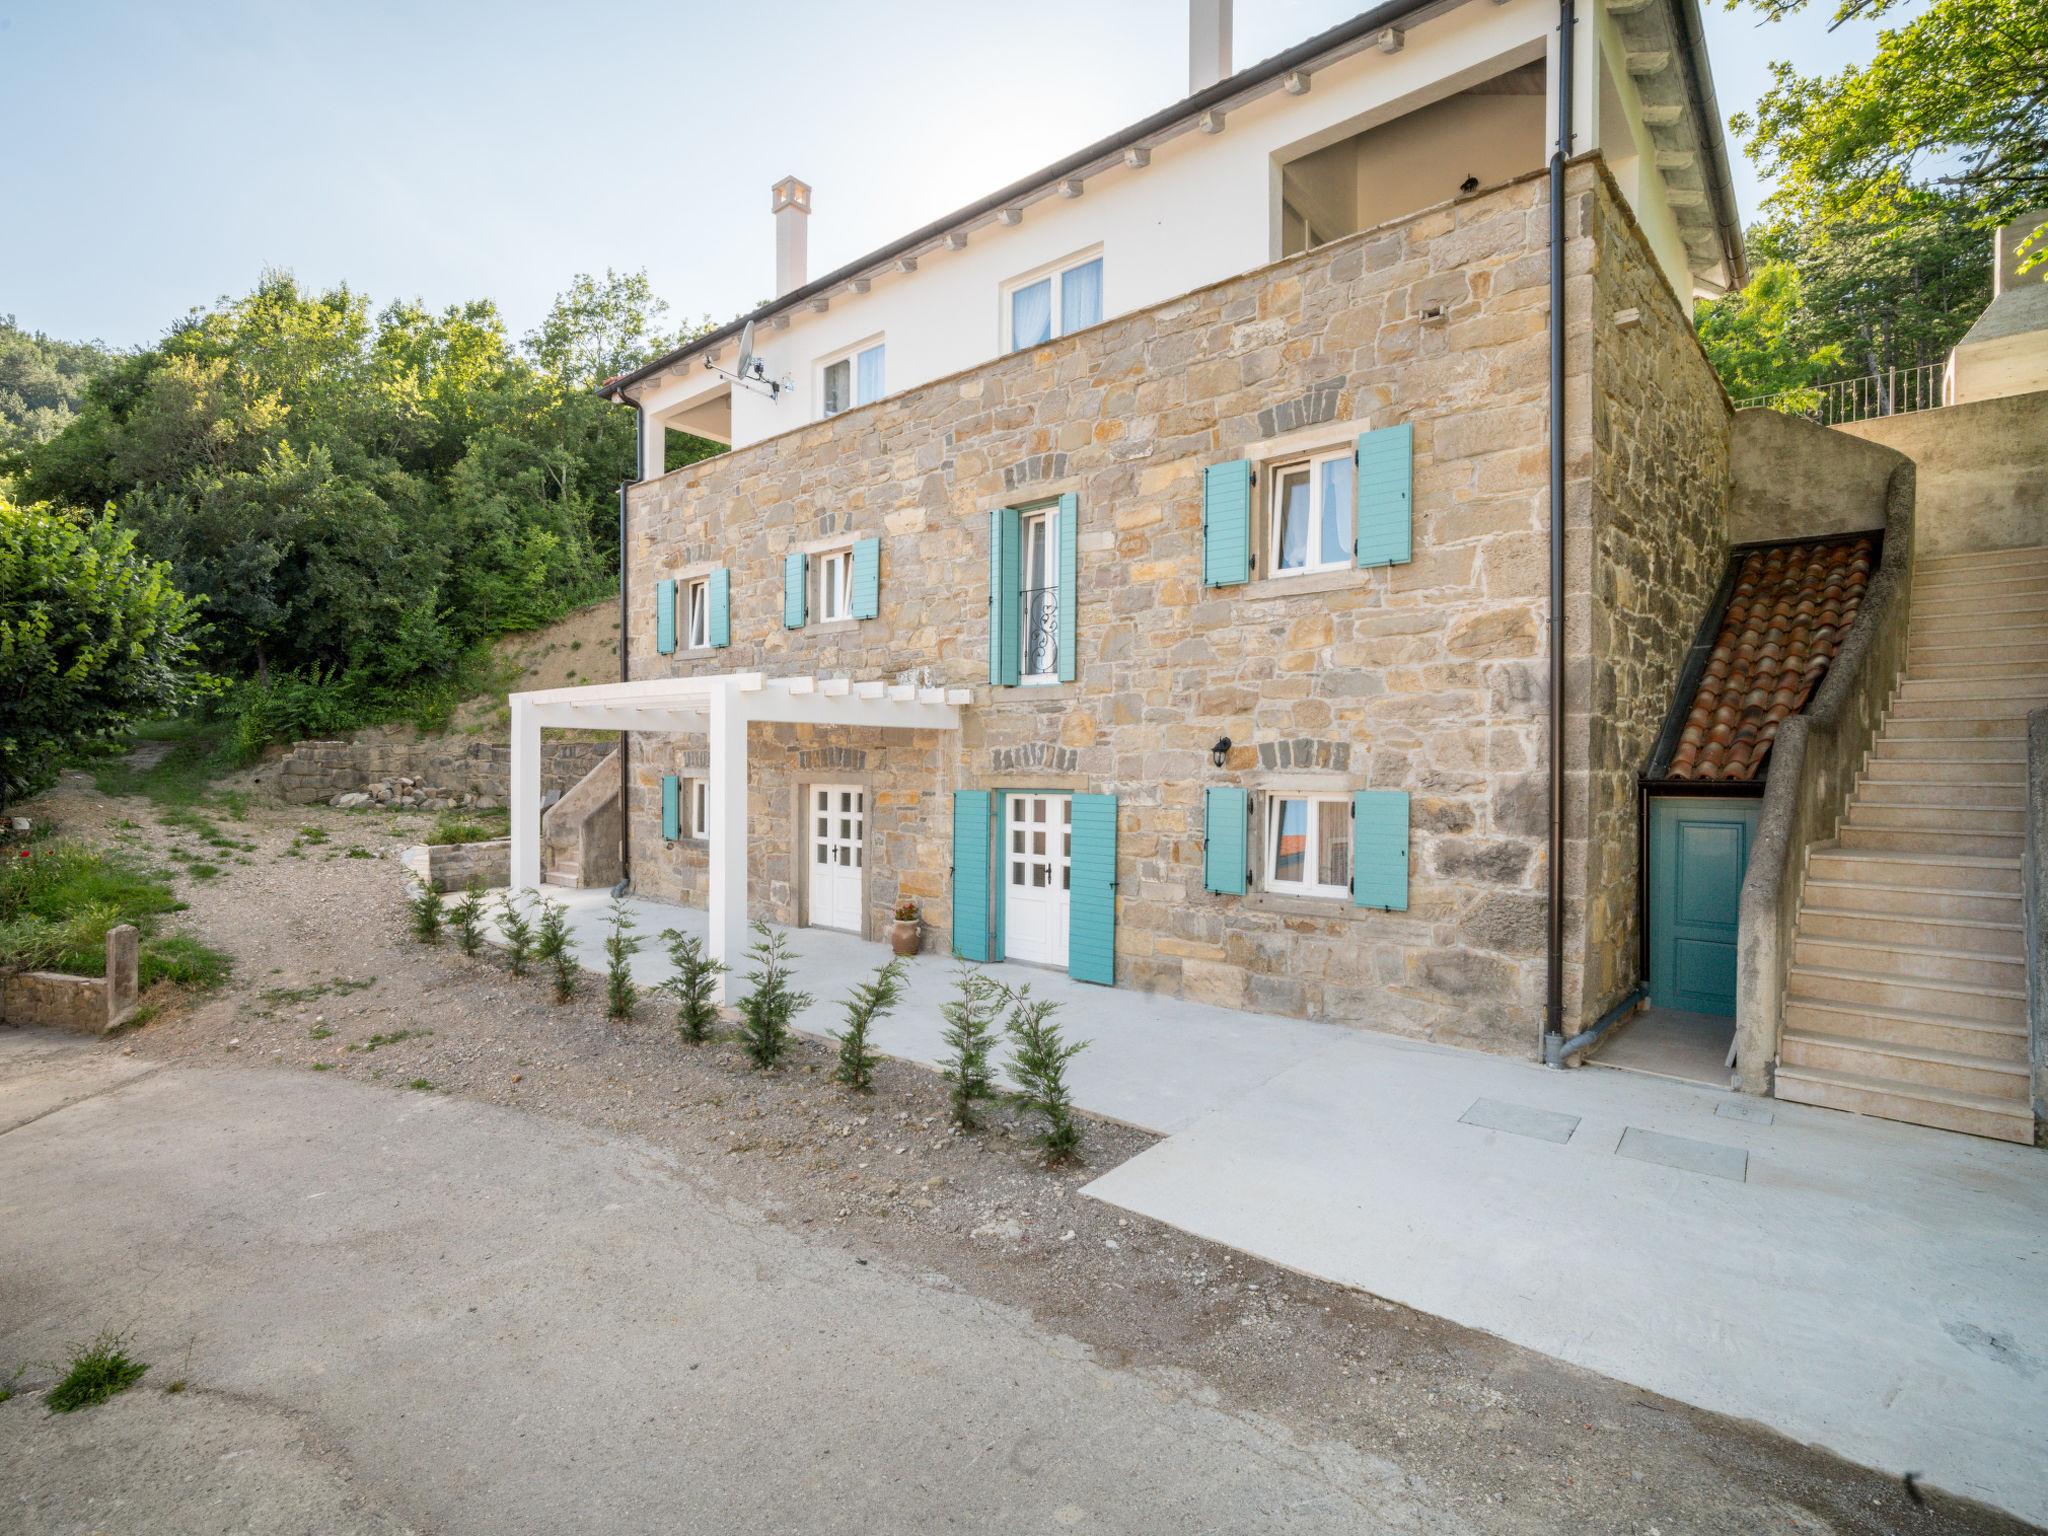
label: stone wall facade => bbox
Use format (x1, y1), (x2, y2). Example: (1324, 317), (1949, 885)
(419, 838), (513, 893)
(618, 163), (1727, 1055)
(273, 729), (610, 809)
(1580, 176), (1736, 1020)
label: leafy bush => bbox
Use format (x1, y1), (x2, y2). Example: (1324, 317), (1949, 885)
(659, 929), (726, 1044)
(1005, 990), (1088, 1163)
(45, 1330), (147, 1412)
(496, 892), (535, 975)
(733, 923), (811, 1070)
(534, 897), (576, 1001)
(407, 882), (444, 944)
(603, 896), (642, 1020)
(0, 500), (208, 806)
(939, 966), (1007, 1129)
(832, 956), (906, 1093)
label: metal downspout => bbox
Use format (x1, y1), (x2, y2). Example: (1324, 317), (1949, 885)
(1544, 0), (1576, 1063)
(617, 404), (642, 890)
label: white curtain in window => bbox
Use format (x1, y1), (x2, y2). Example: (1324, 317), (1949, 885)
(1011, 278), (1053, 350)
(822, 359), (848, 415)
(1060, 257), (1103, 334)
(856, 344), (886, 405)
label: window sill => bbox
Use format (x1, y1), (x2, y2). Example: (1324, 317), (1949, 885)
(999, 680), (1078, 701)
(1243, 569), (1367, 602)
(808, 618), (860, 634)
(1241, 889), (1357, 919)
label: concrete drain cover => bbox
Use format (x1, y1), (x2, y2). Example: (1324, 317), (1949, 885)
(1715, 1099), (1774, 1126)
(1458, 1097), (1580, 1145)
(1617, 1127), (1748, 1182)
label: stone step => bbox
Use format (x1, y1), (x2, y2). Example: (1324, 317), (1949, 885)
(1798, 876), (2023, 923)
(1783, 963), (2026, 1025)
(1860, 757), (2027, 786)
(1781, 996), (2029, 1061)
(1775, 1065), (2034, 1143)
(1852, 778), (2026, 810)
(1913, 570), (2048, 599)
(1917, 542), (2048, 572)
(1910, 615), (2048, 646)
(1907, 636), (2048, 665)
(1802, 847), (2022, 895)
(1835, 824), (2022, 858)
(1896, 676), (2048, 704)
(1879, 715), (2026, 740)
(1791, 933), (2026, 990)
(1868, 736), (2026, 763)
(1796, 904), (2025, 956)
(1884, 697), (2034, 724)
(1904, 654), (2048, 680)
(1913, 591), (2048, 620)
(1780, 1031), (2029, 1101)
(1847, 801), (2025, 833)
(542, 866), (582, 888)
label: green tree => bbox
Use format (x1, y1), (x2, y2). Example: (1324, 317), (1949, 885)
(1694, 259), (1845, 402)
(0, 499), (206, 806)
(0, 317), (114, 453)
(1731, 0), (2046, 264)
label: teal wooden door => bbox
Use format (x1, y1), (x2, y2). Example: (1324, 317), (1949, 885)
(1648, 797), (1760, 1018)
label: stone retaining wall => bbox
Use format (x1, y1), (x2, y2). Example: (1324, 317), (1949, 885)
(272, 729), (609, 809)
(419, 839), (512, 893)
(0, 925), (139, 1036)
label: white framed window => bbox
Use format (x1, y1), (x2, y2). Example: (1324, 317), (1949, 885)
(685, 777), (709, 839)
(1019, 503), (1060, 681)
(821, 340), (886, 417)
(1268, 447), (1355, 576)
(684, 577), (710, 650)
(1005, 251), (1104, 352)
(816, 547), (854, 623)
(1264, 795), (1351, 900)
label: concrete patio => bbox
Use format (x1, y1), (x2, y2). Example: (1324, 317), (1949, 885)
(495, 886), (2048, 1525)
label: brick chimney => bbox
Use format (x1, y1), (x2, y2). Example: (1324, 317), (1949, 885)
(771, 176), (811, 297)
(1189, 0), (1232, 94)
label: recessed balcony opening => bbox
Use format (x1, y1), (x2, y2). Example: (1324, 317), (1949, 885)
(1276, 59), (1546, 258)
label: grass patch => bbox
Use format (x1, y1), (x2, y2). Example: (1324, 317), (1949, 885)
(139, 933), (232, 991)
(181, 861), (222, 881)
(45, 1331), (147, 1412)
(427, 810), (508, 846)
(344, 846), (374, 859)
(262, 978), (373, 1008)
(350, 1029), (428, 1053)
(309, 1062), (336, 1071)
(91, 718), (237, 811)
(407, 1078), (435, 1091)
(308, 1026), (334, 1040)
(0, 843), (231, 990)
(297, 826), (329, 845)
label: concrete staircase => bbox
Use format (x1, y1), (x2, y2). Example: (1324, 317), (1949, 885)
(1776, 544), (2043, 1144)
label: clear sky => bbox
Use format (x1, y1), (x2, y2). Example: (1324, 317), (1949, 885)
(0, 0), (1909, 350)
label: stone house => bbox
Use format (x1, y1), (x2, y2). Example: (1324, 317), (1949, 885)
(510, 1), (2043, 1143)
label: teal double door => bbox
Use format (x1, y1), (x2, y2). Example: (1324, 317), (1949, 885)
(952, 789), (1116, 985)
(1647, 795), (1760, 1018)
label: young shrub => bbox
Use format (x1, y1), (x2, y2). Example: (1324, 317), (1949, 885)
(450, 880), (488, 957)
(407, 881), (445, 944)
(603, 896), (643, 1021)
(534, 897), (577, 1002)
(45, 1330), (148, 1413)
(733, 922), (812, 1070)
(1004, 989), (1088, 1163)
(496, 891), (535, 976)
(832, 955), (906, 1092)
(938, 965), (1008, 1129)
(659, 929), (727, 1044)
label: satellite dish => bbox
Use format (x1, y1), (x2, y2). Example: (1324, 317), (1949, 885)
(735, 320), (757, 380)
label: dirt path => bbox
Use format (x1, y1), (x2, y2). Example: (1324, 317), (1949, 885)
(15, 770), (2034, 1535)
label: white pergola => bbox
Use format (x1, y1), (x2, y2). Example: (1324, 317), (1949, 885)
(509, 672), (971, 997)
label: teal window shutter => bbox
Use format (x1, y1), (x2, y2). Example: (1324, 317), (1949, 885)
(708, 567), (731, 648)
(661, 775), (681, 841)
(783, 551), (807, 629)
(1203, 786), (1248, 894)
(1354, 423), (1413, 568)
(1056, 492), (1078, 682)
(1350, 789), (1410, 910)
(951, 790), (992, 961)
(1202, 460), (1252, 587)
(851, 536), (881, 619)
(655, 579), (677, 654)
(988, 508), (1022, 686)
(1067, 793), (1117, 985)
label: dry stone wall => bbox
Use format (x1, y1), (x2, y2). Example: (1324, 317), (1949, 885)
(624, 163), (1720, 1054)
(271, 728), (609, 810)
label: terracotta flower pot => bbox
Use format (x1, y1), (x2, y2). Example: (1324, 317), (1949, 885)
(889, 918), (922, 957)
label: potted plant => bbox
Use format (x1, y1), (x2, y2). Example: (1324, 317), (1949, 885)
(889, 899), (922, 957)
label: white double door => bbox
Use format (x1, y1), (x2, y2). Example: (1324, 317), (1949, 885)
(808, 784), (865, 933)
(1004, 793), (1071, 968)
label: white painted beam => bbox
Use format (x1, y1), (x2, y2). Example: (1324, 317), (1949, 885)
(509, 696), (542, 890)
(706, 685), (749, 1004)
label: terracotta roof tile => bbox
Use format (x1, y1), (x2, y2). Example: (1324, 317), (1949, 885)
(1666, 537), (1875, 783)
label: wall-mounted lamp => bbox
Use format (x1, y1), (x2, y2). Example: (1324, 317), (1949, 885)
(1210, 736), (1233, 768)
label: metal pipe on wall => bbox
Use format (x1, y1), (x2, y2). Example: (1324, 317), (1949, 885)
(1544, 0), (1576, 1060)
(617, 405), (643, 888)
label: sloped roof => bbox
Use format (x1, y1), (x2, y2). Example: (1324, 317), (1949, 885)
(1666, 537), (1876, 783)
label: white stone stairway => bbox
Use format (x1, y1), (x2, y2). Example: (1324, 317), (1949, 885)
(1776, 544), (2044, 1143)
